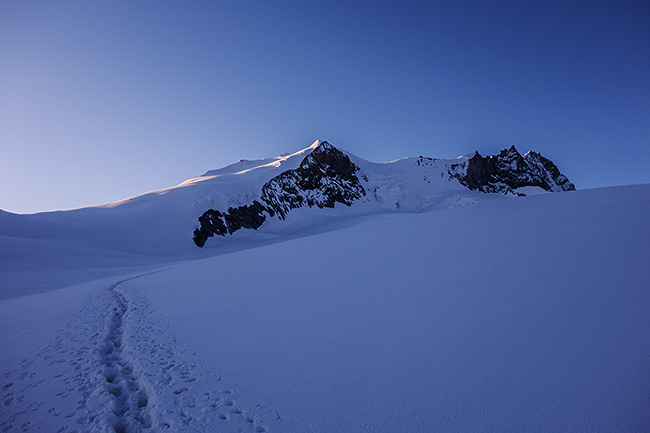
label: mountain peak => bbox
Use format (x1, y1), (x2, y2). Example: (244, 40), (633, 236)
(193, 142), (575, 247)
(458, 146), (575, 193)
(308, 140), (340, 157)
(263, 140), (364, 219)
(192, 141), (365, 247)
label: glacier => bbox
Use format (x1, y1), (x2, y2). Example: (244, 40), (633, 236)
(1, 141), (648, 432)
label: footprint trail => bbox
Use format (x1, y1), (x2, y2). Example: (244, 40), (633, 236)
(92, 282), (151, 432)
(1, 274), (312, 433)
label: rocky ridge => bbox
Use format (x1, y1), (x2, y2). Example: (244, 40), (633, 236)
(193, 142), (364, 247)
(261, 141), (366, 219)
(193, 142), (574, 247)
(456, 145), (575, 194)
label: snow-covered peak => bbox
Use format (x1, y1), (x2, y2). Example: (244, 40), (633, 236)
(192, 141), (575, 247)
(1, 140), (575, 254)
(197, 140), (320, 179)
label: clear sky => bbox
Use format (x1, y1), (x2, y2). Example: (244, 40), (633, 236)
(1, 0), (649, 214)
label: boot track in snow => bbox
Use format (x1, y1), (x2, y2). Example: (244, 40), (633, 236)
(96, 281), (152, 432)
(1, 273), (312, 433)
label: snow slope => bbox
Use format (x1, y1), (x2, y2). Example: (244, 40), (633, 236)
(2, 181), (649, 432)
(0, 142), (319, 255)
(0, 142), (323, 297)
(0, 140), (482, 297)
(0, 139), (571, 265)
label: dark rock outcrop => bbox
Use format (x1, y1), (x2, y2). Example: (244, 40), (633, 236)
(194, 142), (575, 247)
(261, 141), (365, 219)
(192, 201), (267, 247)
(193, 141), (365, 246)
(193, 209), (227, 247)
(459, 145), (575, 193)
(223, 201), (267, 234)
(524, 151), (575, 192)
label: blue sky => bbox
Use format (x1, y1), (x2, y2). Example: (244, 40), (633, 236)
(1, 0), (649, 214)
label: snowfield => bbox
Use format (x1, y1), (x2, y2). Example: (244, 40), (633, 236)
(1, 143), (649, 432)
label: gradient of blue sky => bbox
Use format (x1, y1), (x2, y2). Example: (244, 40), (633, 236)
(1, 0), (648, 214)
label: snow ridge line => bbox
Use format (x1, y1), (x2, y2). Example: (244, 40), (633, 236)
(94, 281), (152, 432)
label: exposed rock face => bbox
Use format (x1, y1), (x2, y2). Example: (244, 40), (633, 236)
(261, 141), (365, 219)
(524, 151), (575, 192)
(193, 209), (227, 247)
(192, 201), (267, 247)
(193, 142), (365, 246)
(459, 145), (575, 193)
(193, 142), (575, 247)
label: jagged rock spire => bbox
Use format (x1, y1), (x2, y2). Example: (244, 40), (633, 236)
(460, 146), (575, 193)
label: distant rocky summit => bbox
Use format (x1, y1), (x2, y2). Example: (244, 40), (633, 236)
(193, 141), (574, 247)
(193, 142), (365, 247)
(261, 141), (366, 219)
(455, 145), (575, 194)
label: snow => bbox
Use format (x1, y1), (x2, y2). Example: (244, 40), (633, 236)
(1, 143), (649, 432)
(513, 185), (549, 196)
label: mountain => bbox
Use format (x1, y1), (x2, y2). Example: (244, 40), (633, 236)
(455, 145), (575, 192)
(0, 140), (574, 256)
(0, 140), (575, 295)
(1, 140), (649, 433)
(191, 141), (574, 246)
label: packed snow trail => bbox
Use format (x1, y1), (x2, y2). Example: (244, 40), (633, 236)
(0, 273), (312, 433)
(90, 280), (152, 432)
